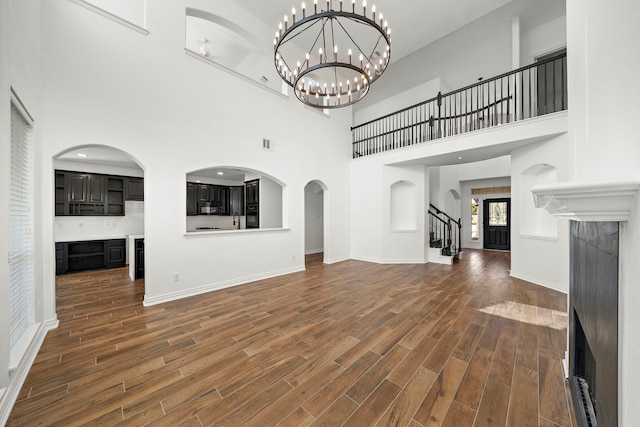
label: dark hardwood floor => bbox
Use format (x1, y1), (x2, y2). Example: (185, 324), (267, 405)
(8, 250), (576, 426)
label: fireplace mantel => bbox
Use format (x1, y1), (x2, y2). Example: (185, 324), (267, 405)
(531, 180), (640, 222)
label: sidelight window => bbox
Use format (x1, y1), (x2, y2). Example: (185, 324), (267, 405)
(471, 198), (479, 240)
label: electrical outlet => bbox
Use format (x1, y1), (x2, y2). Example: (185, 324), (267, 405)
(173, 273), (180, 282)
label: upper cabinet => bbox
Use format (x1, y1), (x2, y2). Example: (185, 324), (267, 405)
(55, 170), (143, 216)
(186, 182), (243, 216)
(125, 177), (144, 201)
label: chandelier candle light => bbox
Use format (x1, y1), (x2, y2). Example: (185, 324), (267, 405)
(274, 0), (391, 108)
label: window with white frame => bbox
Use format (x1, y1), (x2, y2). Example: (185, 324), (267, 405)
(10, 99), (35, 347)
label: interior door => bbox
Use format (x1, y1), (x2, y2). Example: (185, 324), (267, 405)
(483, 198), (511, 250)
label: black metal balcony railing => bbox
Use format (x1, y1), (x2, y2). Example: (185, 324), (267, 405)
(352, 52), (567, 158)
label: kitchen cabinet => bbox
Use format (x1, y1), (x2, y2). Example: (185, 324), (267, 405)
(245, 179), (259, 228)
(125, 177), (144, 201)
(106, 239), (126, 269)
(55, 238), (126, 275)
(66, 172), (106, 203)
(230, 186), (244, 215)
(186, 182), (243, 216)
(186, 182), (197, 215)
(55, 170), (143, 216)
(197, 184), (210, 202)
(107, 177), (125, 215)
(135, 239), (144, 279)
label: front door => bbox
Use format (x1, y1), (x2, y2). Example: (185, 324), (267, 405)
(483, 198), (510, 250)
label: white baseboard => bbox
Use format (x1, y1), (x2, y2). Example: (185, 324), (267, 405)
(143, 265), (306, 306)
(509, 271), (568, 294)
(0, 317), (59, 425)
(322, 255), (349, 264)
(304, 248), (323, 255)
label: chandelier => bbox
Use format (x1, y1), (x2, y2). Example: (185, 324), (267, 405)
(274, 0), (391, 109)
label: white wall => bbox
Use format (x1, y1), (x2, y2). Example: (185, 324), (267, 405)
(260, 176), (283, 229)
(510, 134), (569, 292)
(520, 15), (566, 64)
(39, 0), (353, 309)
(304, 182), (324, 254)
(354, 0), (566, 112)
(0, 0), (52, 423)
(351, 159), (427, 264)
(567, 0), (640, 423)
(353, 77), (444, 126)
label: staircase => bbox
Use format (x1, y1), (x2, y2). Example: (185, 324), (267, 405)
(428, 204), (462, 265)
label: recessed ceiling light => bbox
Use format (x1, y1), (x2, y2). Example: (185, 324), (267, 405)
(457, 156), (463, 160)
(196, 180), (201, 183)
(217, 172), (224, 175)
(77, 153), (88, 158)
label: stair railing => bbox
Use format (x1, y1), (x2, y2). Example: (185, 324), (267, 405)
(428, 204), (462, 257)
(352, 51), (567, 158)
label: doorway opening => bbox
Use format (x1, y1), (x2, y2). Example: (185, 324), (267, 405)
(483, 198), (511, 250)
(304, 180), (327, 266)
(53, 145), (145, 295)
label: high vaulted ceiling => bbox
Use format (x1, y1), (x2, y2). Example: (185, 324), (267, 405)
(233, 0), (513, 63)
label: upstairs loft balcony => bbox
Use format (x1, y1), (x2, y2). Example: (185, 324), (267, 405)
(352, 51), (567, 158)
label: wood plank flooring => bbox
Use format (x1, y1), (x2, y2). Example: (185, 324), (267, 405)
(8, 250), (576, 426)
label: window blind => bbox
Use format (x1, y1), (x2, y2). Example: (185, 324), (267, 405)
(10, 101), (35, 347)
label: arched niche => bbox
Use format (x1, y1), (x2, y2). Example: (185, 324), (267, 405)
(520, 163), (558, 238)
(390, 180), (417, 231)
(186, 166), (285, 232)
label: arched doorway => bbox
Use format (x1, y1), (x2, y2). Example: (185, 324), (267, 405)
(53, 145), (145, 290)
(304, 180), (328, 266)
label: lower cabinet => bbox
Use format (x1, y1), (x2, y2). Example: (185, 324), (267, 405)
(56, 238), (126, 275)
(135, 239), (145, 280)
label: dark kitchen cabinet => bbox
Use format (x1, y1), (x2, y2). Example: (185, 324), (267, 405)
(245, 179), (259, 229)
(135, 239), (144, 279)
(125, 177), (144, 201)
(186, 182), (241, 216)
(55, 170), (142, 216)
(106, 239), (126, 269)
(55, 242), (66, 275)
(56, 238), (126, 275)
(218, 186), (229, 215)
(245, 179), (259, 205)
(230, 186), (244, 215)
(55, 172), (66, 215)
(107, 177), (125, 215)
(67, 173), (105, 203)
(197, 184), (210, 202)
(186, 182), (197, 215)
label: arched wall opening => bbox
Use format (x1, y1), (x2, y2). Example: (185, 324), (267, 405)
(52, 144), (146, 295)
(186, 166), (285, 232)
(445, 189), (461, 221)
(304, 180), (328, 264)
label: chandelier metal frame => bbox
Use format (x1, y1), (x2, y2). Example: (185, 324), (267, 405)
(274, 1), (391, 109)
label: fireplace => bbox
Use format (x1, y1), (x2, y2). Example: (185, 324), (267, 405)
(569, 221), (618, 427)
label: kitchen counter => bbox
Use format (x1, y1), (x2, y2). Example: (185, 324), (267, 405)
(55, 234), (127, 243)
